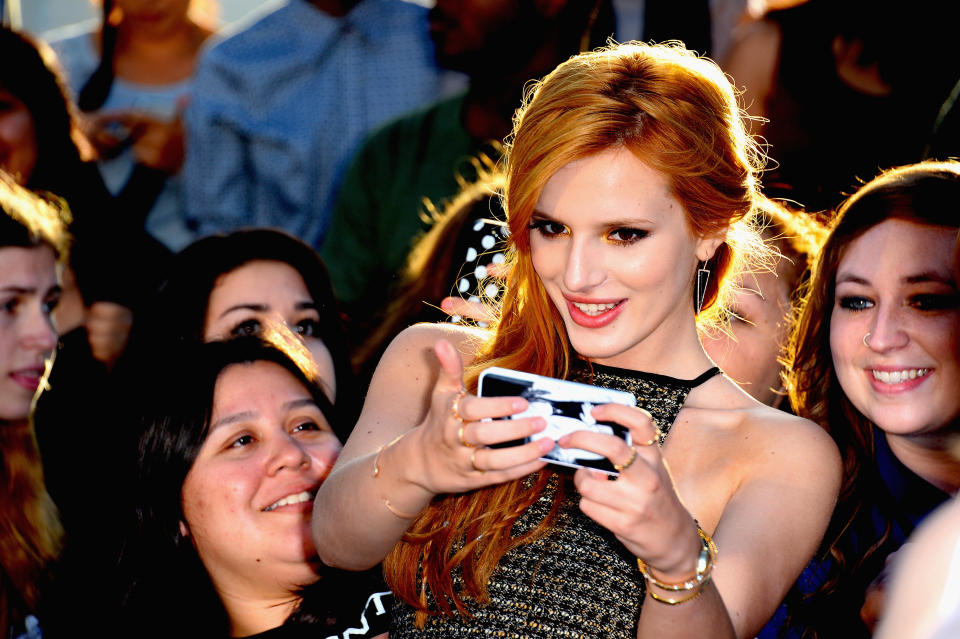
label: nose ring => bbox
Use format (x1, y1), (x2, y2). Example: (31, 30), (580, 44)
(862, 332), (871, 348)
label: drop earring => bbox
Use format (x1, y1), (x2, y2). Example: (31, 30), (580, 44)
(695, 260), (711, 315)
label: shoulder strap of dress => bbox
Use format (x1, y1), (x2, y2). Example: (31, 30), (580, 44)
(689, 366), (722, 388)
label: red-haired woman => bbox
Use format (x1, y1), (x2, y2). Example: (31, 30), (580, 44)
(314, 42), (841, 638)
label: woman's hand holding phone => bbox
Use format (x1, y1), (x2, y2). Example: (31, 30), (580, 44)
(405, 340), (551, 497)
(559, 404), (703, 583)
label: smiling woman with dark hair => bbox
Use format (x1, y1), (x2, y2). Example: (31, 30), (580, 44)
(117, 332), (388, 639)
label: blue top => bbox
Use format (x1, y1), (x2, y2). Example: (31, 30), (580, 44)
(182, 0), (460, 249)
(759, 427), (951, 638)
(48, 25), (195, 251)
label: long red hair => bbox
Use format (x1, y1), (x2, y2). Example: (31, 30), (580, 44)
(384, 42), (769, 624)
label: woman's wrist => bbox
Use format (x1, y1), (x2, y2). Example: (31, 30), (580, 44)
(371, 428), (434, 519)
(638, 522), (716, 593)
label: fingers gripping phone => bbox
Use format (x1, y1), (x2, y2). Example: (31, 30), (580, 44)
(477, 367), (636, 475)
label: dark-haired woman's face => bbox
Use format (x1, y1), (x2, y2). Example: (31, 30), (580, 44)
(0, 88), (38, 184)
(180, 361), (341, 597)
(204, 261), (337, 402)
(831, 219), (960, 436)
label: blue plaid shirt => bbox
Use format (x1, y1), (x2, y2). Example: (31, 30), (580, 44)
(183, 0), (457, 248)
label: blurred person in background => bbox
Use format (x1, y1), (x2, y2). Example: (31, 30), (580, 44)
(701, 200), (828, 408)
(182, 0), (457, 252)
(723, 0), (960, 213)
(47, 0), (215, 252)
(321, 0), (615, 345)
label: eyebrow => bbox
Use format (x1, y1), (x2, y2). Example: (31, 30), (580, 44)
(904, 271), (956, 286)
(531, 210), (656, 226)
(836, 272), (957, 287)
(217, 300), (318, 319)
(208, 398), (320, 432)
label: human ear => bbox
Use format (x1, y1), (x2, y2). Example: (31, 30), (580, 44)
(696, 229), (728, 262)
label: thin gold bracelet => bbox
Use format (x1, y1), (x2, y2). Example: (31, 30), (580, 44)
(372, 432), (423, 520)
(636, 524), (717, 592)
(647, 582), (708, 605)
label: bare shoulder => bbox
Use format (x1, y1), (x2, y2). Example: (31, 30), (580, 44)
(379, 322), (489, 368)
(738, 403), (840, 474)
(337, 323), (488, 462)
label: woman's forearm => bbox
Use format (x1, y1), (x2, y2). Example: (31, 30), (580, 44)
(635, 581), (737, 639)
(313, 429), (434, 570)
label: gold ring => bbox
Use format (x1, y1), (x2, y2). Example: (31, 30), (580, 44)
(450, 388), (467, 423)
(458, 424), (474, 448)
(613, 446), (638, 472)
(637, 436), (657, 447)
(470, 449), (485, 474)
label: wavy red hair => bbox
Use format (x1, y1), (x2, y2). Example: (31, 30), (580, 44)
(384, 42), (770, 624)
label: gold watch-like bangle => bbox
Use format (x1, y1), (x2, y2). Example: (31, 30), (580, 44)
(636, 524), (717, 593)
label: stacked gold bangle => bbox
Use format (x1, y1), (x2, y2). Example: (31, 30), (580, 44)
(636, 524), (718, 605)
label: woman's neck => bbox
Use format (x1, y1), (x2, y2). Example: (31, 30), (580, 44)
(590, 311), (716, 379)
(219, 589), (300, 638)
(886, 430), (960, 496)
(102, 18), (210, 85)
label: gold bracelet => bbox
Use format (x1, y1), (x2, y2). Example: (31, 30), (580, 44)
(648, 582), (707, 605)
(636, 524), (717, 592)
(372, 432), (423, 520)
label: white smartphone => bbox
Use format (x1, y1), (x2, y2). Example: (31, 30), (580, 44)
(477, 366), (636, 475)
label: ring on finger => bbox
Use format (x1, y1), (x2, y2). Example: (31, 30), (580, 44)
(637, 436), (658, 447)
(614, 446), (638, 472)
(458, 424), (474, 448)
(470, 449), (485, 474)
(450, 388), (467, 423)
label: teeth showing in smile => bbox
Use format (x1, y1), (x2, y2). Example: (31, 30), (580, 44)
(264, 490), (313, 511)
(572, 302), (618, 316)
(871, 369), (929, 384)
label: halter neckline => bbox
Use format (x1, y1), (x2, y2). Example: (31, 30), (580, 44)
(587, 362), (723, 389)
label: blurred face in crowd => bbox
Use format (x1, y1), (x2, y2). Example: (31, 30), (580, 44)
(0, 245), (59, 421)
(428, 0), (550, 72)
(115, 0), (192, 31)
(702, 258), (795, 407)
(831, 219), (960, 438)
(0, 87), (38, 184)
(204, 260), (337, 402)
(180, 361), (342, 596)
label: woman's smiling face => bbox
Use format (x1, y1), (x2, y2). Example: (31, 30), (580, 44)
(530, 147), (721, 370)
(180, 361), (342, 595)
(830, 218), (960, 437)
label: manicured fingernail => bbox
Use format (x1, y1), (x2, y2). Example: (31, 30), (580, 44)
(531, 417), (546, 431)
(512, 398), (527, 411)
(539, 437), (556, 452)
(556, 435), (569, 447)
(441, 299), (452, 311)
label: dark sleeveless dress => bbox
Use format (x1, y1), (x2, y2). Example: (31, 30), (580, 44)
(389, 363), (721, 639)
